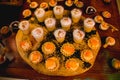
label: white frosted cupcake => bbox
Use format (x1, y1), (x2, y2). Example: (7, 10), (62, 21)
(54, 29), (66, 43)
(71, 8), (82, 23)
(73, 29), (85, 43)
(60, 17), (72, 31)
(44, 18), (56, 31)
(34, 8), (45, 22)
(31, 27), (44, 42)
(84, 18), (95, 32)
(53, 5), (64, 19)
(19, 20), (30, 34)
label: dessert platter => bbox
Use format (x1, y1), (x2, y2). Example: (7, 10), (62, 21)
(16, 0), (101, 76)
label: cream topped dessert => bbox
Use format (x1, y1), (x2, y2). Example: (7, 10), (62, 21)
(53, 5), (64, 19)
(73, 29), (85, 43)
(84, 18), (95, 32)
(29, 1), (38, 9)
(45, 17), (56, 31)
(60, 17), (72, 31)
(71, 8), (82, 23)
(54, 29), (66, 43)
(34, 8), (45, 22)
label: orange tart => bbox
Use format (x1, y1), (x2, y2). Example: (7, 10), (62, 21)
(94, 15), (104, 23)
(29, 1), (38, 9)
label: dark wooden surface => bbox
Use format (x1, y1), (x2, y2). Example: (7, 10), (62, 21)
(0, 0), (120, 80)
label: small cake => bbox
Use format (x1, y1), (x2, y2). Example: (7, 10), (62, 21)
(103, 36), (115, 48)
(65, 0), (73, 7)
(73, 29), (85, 43)
(29, 51), (43, 64)
(42, 42), (56, 55)
(53, 5), (64, 19)
(44, 17), (56, 31)
(60, 43), (75, 57)
(102, 11), (111, 18)
(81, 49), (94, 62)
(71, 8), (82, 23)
(34, 8), (45, 22)
(20, 40), (32, 52)
(65, 58), (79, 71)
(19, 20), (30, 34)
(49, 0), (57, 7)
(31, 27), (44, 42)
(40, 2), (49, 10)
(84, 18), (95, 32)
(22, 9), (32, 18)
(88, 37), (100, 49)
(94, 15), (104, 23)
(53, 29), (66, 43)
(75, 1), (84, 8)
(99, 21), (109, 30)
(45, 57), (60, 71)
(60, 17), (72, 31)
(29, 1), (38, 9)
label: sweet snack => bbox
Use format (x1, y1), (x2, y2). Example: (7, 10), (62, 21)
(71, 8), (82, 23)
(65, 0), (73, 7)
(99, 21), (109, 30)
(40, 2), (49, 10)
(22, 9), (32, 18)
(111, 58), (120, 70)
(84, 18), (95, 32)
(86, 6), (97, 14)
(16, 1), (101, 76)
(75, 1), (84, 8)
(102, 11), (111, 18)
(94, 15), (104, 23)
(9, 21), (19, 33)
(60, 17), (72, 31)
(29, 1), (38, 9)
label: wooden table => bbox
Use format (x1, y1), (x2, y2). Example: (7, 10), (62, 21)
(0, 0), (120, 80)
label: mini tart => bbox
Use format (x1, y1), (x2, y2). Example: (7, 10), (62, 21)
(94, 15), (104, 23)
(40, 2), (49, 10)
(20, 40), (32, 51)
(102, 11), (111, 18)
(60, 43), (75, 57)
(65, 0), (73, 7)
(42, 42), (56, 55)
(49, 0), (57, 7)
(29, 51), (43, 64)
(65, 58), (79, 71)
(99, 21), (109, 30)
(45, 57), (59, 71)
(111, 58), (120, 69)
(29, 1), (38, 9)
(106, 36), (115, 46)
(88, 37), (100, 49)
(75, 1), (84, 8)
(22, 9), (32, 18)
(81, 49), (94, 62)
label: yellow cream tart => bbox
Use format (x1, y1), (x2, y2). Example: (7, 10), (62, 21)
(60, 43), (75, 57)
(65, 58), (79, 71)
(88, 37), (100, 49)
(45, 57), (59, 71)
(99, 21), (109, 30)
(49, 0), (57, 7)
(65, 0), (73, 7)
(40, 2), (49, 10)
(22, 9), (32, 18)
(29, 1), (38, 9)
(94, 15), (104, 23)
(81, 49), (94, 62)
(42, 42), (56, 55)
(29, 51), (43, 64)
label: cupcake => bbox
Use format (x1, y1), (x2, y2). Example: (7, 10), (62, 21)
(19, 20), (30, 34)
(103, 36), (115, 48)
(34, 8), (45, 22)
(44, 17), (56, 31)
(81, 49), (94, 62)
(42, 42), (56, 55)
(60, 43), (75, 57)
(53, 5), (64, 19)
(40, 2), (49, 10)
(65, 58), (79, 71)
(102, 11), (111, 18)
(88, 37), (100, 49)
(73, 29), (85, 43)
(20, 40), (32, 52)
(49, 0), (57, 7)
(29, 1), (38, 9)
(22, 9), (32, 18)
(45, 57), (60, 71)
(83, 18), (95, 32)
(65, 0), (73, 7)
(60, 17), (72, 31)
(94, 15), (104, 23)
(29, 51), (43, 64)
(31, 27), (44, 42)
(99, 21), (109, 30)
(53, 29), (66, 43)
(71, 8), (82, 23)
